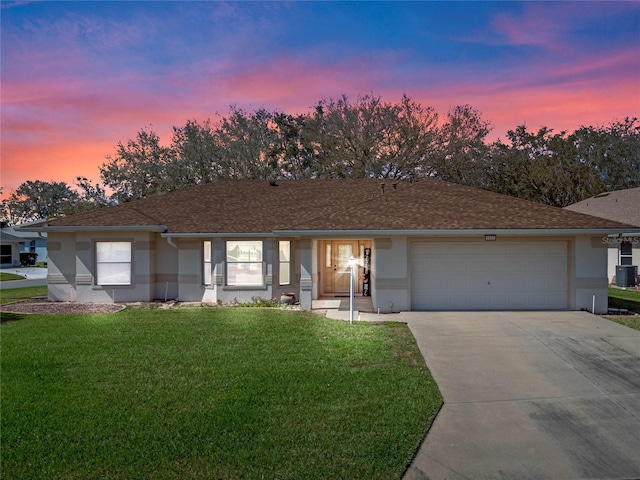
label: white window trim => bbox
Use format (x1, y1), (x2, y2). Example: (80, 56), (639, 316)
(620, 240), (633, 266)
(279, 240), (291, 286)
(95, 241), (132, 286)
(225, 240), (264, 287)
(203, 240), (212, 286)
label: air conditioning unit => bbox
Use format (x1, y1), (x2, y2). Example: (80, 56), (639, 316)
(615, 265), (638, 287)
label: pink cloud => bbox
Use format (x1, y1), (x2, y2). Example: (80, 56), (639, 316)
(490, 2), (640, 53)
(2, 28), (637, 199)
(492, 4), (568, 51)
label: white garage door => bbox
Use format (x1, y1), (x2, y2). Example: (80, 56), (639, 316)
(411, 241), (567, 310)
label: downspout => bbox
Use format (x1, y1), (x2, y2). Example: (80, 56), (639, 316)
(166, 237), (178, 249)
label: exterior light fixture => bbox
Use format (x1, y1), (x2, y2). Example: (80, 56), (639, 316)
(349, 255), (357, 325)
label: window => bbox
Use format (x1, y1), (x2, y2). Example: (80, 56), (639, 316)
(325, 243), (332, 268)
(226, 241), (263, 286)
(1, 245), (12, 264)
(279, 241), (291, 285)
(203, 241), (212, 286)
(621, 240), (633, 266)
(96, 241), (131, 285)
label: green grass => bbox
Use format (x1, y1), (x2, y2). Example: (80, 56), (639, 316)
(0, 272), (25, 281)
(1, 307), (442, 479)
(606, 287), (640, 331)
(0, 285), (48, 305)
(605, 315), (640, 331)
(608, 286), (640, 314)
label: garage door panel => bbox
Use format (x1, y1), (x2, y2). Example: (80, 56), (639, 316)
(469, 258), (494, 273)
(411, 241), (567, 311)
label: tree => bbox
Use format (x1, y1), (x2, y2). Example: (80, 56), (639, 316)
(0, 180), (79, 225)
(305, 94), (439, 179)
(372, 94), (439, 180)
(213, 107), (279, 180)
(100, 128), (175, 202)
(432, 105), (492, 188)
(58, 177), (115, 216)
(571, 118), (640, 192)
(271, 112), (317, 179)
(91, 95), (638, 206)
(169, 119), (223, 186)
(483, 119), (640, 207)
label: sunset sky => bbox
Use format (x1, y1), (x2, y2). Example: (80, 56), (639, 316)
(1, 1), (639, 195)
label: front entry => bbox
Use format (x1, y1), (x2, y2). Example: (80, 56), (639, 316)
(322, 240), (367, 295)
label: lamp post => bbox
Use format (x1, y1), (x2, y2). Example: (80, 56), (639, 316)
(349, 255), (356, 325)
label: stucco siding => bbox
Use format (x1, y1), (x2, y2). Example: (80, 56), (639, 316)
(573, 235), (608, 314)
(173, 237), (297, 305)
(154, 235), (179, 301)
(372, 236), (409, 312)
(44, 229), (614, 313)
(42, 231), (158, 304)
(46, 233), (77, 301)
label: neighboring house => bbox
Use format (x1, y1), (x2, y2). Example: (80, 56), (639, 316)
(22, 179), (638, 314)
(565, 187), (640, 286)
(0, 230), (22, 267)
(1, 224), (48, 265)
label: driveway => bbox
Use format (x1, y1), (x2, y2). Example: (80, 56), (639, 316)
(0, 266), (47, 290)
(402, 311), (640, 480)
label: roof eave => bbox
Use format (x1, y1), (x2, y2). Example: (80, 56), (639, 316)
(272, 227), (640, 237)
(31, 225), (168, 233)
(161, 232), (274, 238)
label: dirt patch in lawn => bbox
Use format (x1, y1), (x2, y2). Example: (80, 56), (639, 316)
(1, 299), (125, 315)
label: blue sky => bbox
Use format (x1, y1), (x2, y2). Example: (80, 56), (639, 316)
(1, 1), (639, 192)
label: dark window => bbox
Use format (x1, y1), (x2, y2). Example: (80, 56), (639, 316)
(620, 240), (633, 265)
(1, 244), (12, 264)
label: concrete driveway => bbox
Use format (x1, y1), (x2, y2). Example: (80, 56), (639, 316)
(402, 311), (640, 480)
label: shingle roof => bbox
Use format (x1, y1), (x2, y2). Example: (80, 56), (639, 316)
(564, 187), (640, 227)
(44, 179), (633, 233)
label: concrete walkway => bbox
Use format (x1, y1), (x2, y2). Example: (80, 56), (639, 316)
(403, 311), (640, 480)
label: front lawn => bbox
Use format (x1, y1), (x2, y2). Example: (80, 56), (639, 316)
(0, 285), (48, 305)
(608, 286), (640, 314)
(606, 287), (640, 331)
(0, 272), (25, 281)
(1, 307), (442, 479)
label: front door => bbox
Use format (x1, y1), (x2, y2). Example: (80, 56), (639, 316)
(323, 241), (359, 294)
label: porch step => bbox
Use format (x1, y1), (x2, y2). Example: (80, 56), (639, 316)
(312, 296), (374, 312)
(312, 299), (341, 309)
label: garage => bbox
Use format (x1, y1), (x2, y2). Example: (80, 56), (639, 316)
(410, 240), (568, 310)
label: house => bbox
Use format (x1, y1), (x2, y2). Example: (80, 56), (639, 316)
(565, 187), (640, 286)
(1, 230), (22, 267)
(0, 224), (48, 266)
(22, 179), (638, 314)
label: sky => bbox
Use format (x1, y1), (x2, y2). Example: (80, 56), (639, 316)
(1, 1), (639, 196)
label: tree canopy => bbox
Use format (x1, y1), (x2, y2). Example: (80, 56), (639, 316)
(2, 94), (639, 225)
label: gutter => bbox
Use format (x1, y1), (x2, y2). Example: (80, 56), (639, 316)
(20, 226), (640, 238)
(160, 232), (273, 238)
(23, 225), (168, 233)
(271, 227), (640, 237)
(166, 237), (178, 248)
